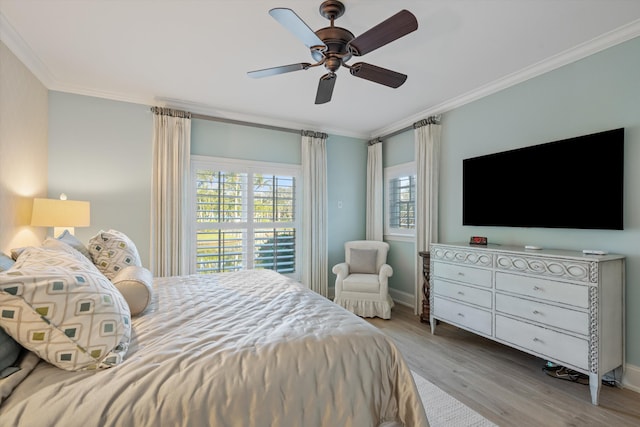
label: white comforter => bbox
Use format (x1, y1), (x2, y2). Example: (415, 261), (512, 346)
(0, 269), (428, 427)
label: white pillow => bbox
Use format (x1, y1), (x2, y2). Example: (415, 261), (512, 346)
(88, 229), (142, 280)
(112, 266), (153, 316)
(0, 247), (131, 371)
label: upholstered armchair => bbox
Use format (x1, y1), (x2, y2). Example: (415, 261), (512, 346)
(332, 240), (394, 319)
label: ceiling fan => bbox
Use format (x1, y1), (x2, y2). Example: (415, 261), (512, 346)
(247, 0), (418, 104)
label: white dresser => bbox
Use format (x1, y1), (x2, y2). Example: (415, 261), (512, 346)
(429, 243), (625, 405)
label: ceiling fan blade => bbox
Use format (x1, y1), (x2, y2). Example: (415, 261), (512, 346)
(349, 62), (407, 88)
(348, 10), (418, 56)
(247, 63), (311, 79)
(315, 73), (337, 104)
(269, 8), (327, 49)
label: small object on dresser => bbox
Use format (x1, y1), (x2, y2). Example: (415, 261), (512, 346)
(525, 245), (542, 250)
(583, 249), (608, 255)
(469, 236), (487, 246)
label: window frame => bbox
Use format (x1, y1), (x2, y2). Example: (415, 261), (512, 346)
(190, 155), (302, 280)
(384, 161), (416, 239)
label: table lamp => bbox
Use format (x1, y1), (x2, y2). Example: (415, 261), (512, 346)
(31, 194), (91, 237)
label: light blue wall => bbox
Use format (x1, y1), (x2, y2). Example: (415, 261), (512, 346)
(382, 131), (416, 298)
(191, 120), (301, 164)
(47, 94), (367, 291)
(387, 37), (640, 365)
(327, 134), (368, 290)
(48, 92), (152, 265)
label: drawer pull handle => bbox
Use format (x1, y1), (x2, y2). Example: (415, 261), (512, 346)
(457, 291), (464, 295)
(533, 310), (541, 315)
(457, 313), (465, 317)
(533, 286), (543, 291)
(457, 272), (465, 276)
(533, 337), (543, 343)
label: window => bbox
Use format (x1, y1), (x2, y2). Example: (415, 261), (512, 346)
(385, 162), (416, 237)
(192, 156), (301, 278)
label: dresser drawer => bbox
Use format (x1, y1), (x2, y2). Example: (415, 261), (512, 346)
(433, 297), (492, 336)
(433, 279), (492, 309)
(495, 293), (588, 335)
(495, 315), (588, 370)
(432, 262), (492, 288)
(495, 272), (589, 308)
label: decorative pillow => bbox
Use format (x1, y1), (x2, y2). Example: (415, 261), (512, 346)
(112, 266), (153, 316)
(56, 230), (91, 259)
(0, 253), (14, 272)
(0, 247), (131, 371)
(349, 248), (378, 274)
(0, 328), (22, 378)
(88, 229), (142, 280)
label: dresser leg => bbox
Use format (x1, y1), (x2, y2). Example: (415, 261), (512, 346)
(589, 372), (600, 405)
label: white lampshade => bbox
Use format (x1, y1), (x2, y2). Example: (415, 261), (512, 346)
(31, 198), (91, 236)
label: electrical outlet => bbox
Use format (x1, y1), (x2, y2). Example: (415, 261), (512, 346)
(337, 201), (343, 209)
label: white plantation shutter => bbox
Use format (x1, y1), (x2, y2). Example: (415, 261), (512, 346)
(192, 157), (301, 278)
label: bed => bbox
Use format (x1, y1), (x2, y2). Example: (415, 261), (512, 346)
(0, 247), (428, 426)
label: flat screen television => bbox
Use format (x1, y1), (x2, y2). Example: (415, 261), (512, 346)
(462, 128), (624, 230)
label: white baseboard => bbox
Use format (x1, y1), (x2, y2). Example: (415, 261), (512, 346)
(390, 289), (415, 308)
(622, 363), (640, 393)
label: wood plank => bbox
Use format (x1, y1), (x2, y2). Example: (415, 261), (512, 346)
(367, 304), (640, 426)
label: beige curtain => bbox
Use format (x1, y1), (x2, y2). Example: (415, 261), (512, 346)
(366, 139), (383, 241)
(151, 107), (192, 277)
(301, 130), (328, 297)
(414, 116), (442, 314)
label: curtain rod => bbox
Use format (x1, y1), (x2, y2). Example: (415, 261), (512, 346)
(373, 115), (442, 144)
(369, 124), (414, 145)
(190, 112), (302, 135)
(167, 109), (439, 141)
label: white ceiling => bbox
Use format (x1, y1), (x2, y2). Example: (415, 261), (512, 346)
(2, 0), (640, 139)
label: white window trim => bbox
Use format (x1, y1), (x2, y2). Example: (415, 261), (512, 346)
(190, 155), (302, 280)
(384, 161), (416, 239)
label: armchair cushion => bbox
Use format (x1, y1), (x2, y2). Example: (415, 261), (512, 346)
(349, 248), (378, 274)
(343, 274), (381, 293)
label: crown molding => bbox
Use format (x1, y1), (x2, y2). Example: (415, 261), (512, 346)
(371, 18), (640, 139)
(0, 12), (56, 87)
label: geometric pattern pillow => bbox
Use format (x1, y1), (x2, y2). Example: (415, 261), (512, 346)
(0, 247), (131, 371)
(88, 229), (142, 280)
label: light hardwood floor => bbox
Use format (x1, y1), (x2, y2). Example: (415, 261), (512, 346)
(366, 304), (640, 427)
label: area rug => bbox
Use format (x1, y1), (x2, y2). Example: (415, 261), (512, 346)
(412, 371), (498, 427)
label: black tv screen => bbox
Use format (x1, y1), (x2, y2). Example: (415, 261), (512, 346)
(462, 128), (624, 230)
